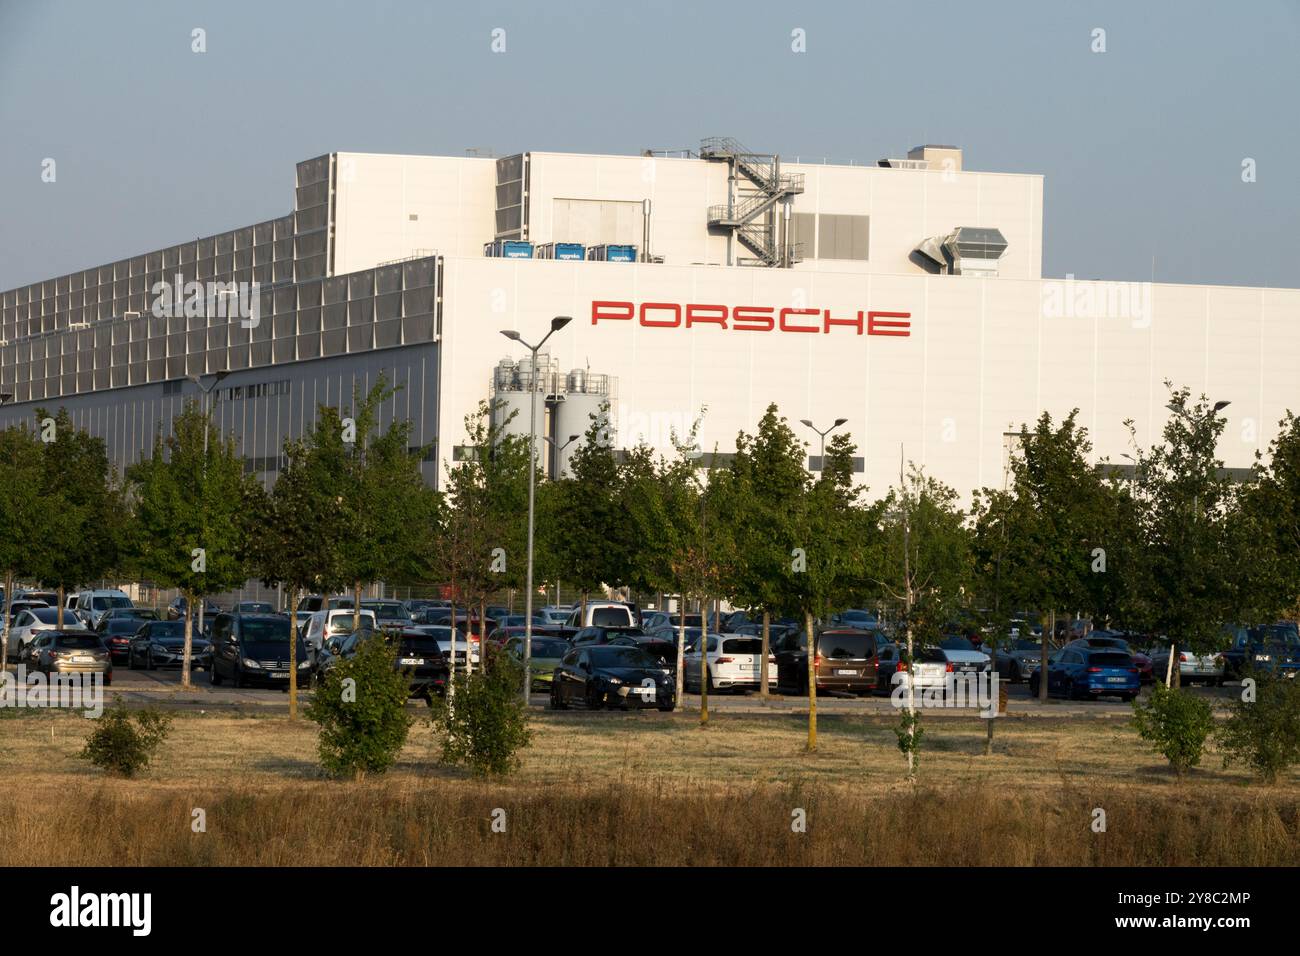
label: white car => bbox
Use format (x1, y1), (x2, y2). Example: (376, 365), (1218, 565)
(887, 645), (952, 695)
(303, 608), (376, 655)
(936, 637), (992, 677)
(8, 605), (62, 661)
(683, 634), (775, 692)
(564, 602), (637, 629)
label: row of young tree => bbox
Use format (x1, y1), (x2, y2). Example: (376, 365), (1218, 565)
(2, 378), (1298, 730)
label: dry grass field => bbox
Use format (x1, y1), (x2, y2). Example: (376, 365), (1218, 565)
(1, 707), (1296, 866)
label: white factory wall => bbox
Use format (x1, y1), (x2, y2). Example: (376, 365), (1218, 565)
(332, 152), (496, 273)
(438, 257), (1299, 499)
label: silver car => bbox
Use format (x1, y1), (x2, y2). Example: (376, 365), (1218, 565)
(1145, 643), (1225, 685)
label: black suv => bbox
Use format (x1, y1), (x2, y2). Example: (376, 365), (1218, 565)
(209, 613), (311, 690)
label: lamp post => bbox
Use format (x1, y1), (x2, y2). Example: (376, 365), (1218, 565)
(186, 369), (230, 664)
(542, 433), (580, 479)
(501, 316), (572, 703)
(799, 418), (847, 473)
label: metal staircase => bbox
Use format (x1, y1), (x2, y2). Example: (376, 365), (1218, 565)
(701, 136), (805, 267)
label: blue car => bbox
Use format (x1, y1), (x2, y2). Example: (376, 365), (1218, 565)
(1028, 647), (1140, 701)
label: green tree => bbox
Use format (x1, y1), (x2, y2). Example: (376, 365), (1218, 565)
(305, 630), (413, 778)
(31, 409), (126, 628)
(126, 401), (258, 687)
(998, 411), (1110, 699)
(1239, 412), (1300, 620)
(1123, 387), (1243, 685)
(0, 424), (53, 655)
(876, 460), (971, 777)
(336, 378), (439, 629)
(727, 405), (816, 704)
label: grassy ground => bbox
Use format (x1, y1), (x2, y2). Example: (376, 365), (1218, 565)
(1, 707), (1296, 865)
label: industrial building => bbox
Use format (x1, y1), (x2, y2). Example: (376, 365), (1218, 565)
(2, 138), (1296, 501)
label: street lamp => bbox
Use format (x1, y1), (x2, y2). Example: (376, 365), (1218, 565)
(186, 369), (230, 651)
(799, 417), (847, 473)
(500, 316), (572, 702)
(542, 433), (580, 478)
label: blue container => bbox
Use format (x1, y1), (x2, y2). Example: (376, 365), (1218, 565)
(586, 243), (637, 262)
(484, 240), (534, 259)
(552, 242), (585, 261)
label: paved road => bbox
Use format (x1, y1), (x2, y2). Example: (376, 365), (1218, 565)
(16, 664), (1243, 718)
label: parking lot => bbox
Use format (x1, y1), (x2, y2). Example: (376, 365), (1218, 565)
(53, 662), (1245, 718)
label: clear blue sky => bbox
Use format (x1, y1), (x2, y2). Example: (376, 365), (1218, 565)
(1, 0), (1296, 290)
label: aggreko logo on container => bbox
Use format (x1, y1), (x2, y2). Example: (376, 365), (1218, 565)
(591, 301), (911, 336)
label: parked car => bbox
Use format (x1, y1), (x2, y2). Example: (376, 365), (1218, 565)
(535, 606), (573, 625)
(69, 589), (132, 630)
(302, 608), (377, 657)
(29, 630), (112, 683)
(7, 605), (61, 662)
(937, 636), (992, 677)
(315, 627), (448, 700)
(360, 600), (415, 629)
(293, 594), (353, 629)
(488, 623), (563, 648)
(235, 601), (276, 615)
(571, 625), (646, 647)
(1028, 647), (1140, 701)
(640, 610), (672, 633)
(1145, 642), (1225, 686)
(6, 598), (51, 627)
(608, 636), (679, 678)
(128, 620), (213, 671)
(774, 628), (879, 695)
(829, 609), (880, 630)
(98, 617), (149, 663)
(1068, 632), (1154, 684)
(95, 607), (159, 630)
(504, 636), (572, 691)
(994, 637), (1049, 683)
(166, 594), (222, 623)
(1222, 623), (1300, 680)
(563, 602), (638, 629)
(887, 645), (955, 696)
(682, 634), (774, 693)
(549, 644), (676, 711)
(208, 613), (311, 689)
(11, 589), (57, 607)
(407, 624), (479, 667)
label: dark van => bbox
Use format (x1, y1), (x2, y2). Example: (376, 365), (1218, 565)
(209, 613), (311, 690)
(775, 627), (879, 695)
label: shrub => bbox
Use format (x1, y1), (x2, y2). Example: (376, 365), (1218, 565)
(1130, 682), (1214, 775)
(305, 631), (413, 778)
(430, 646), (531, 777)
(1217, 669), (1300, 784)
(77, 701), (173, 778)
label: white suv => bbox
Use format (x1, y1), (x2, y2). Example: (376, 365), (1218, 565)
(565, 602), (636, 629)
(74, 589), (134, 629)
(684, 634), (775, 692)
(303, 608), (376, 655)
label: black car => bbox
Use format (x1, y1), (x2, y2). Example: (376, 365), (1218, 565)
(99, 617), (148, 662)
(607, 635), (679, 677)
(95, 607), (160, 631)
(314, 626), (449, 701)
(549, 644), (676, 711)
(570, 625), (646, 646)
(128, 620), (213, 671)
(1222, 623), (1300, 680)
(208, 613), (312, 689)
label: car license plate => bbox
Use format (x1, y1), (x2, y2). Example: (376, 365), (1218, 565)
(399, 658), (424, 665)
(1106, 677), (1126, 683)
(71, 656), (94, 663)
(271, 671), (289, 679)
(836, 669), (857, 676)
(637, 686), (656, 700)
